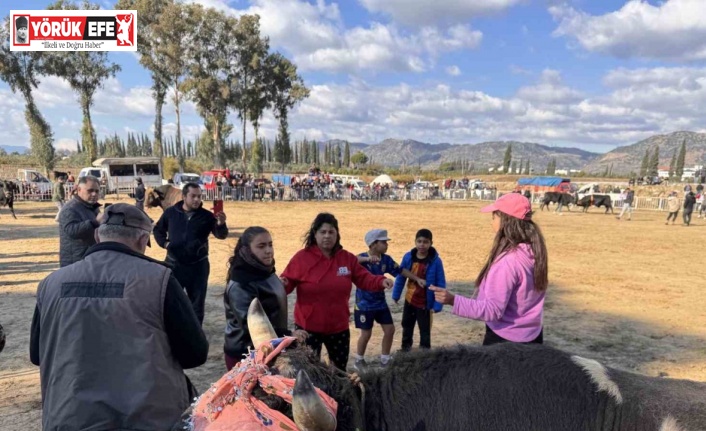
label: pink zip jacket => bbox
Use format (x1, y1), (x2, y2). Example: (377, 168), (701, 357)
(452, 243), (544, 342)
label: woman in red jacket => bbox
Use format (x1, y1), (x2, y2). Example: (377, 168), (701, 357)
(281, 212), (393, 371)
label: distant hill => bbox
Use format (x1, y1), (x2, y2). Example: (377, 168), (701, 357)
(582, 131), (706, 174)
(355, 138), (598, 170)
(0, 145), (29, 154)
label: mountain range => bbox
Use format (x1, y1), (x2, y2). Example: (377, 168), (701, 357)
(4, 131), (706, 174)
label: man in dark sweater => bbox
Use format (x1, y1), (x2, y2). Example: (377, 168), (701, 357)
(154, 183), (228, 324)
(58, 176), (101, 267)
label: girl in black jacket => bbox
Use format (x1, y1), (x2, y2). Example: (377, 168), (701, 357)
(223, 226), (305, 370)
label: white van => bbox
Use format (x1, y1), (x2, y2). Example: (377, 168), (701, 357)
(91, 157), (162, 193)
(78, 167), (105, 180)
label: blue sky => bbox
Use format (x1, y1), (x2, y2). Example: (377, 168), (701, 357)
(2, 0), (706, 153)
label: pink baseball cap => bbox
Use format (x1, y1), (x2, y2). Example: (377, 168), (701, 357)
(481, 193), (532, 220)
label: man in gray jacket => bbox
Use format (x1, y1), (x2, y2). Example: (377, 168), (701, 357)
(58, 175), (101, 267)
(30, 203), (208, 430)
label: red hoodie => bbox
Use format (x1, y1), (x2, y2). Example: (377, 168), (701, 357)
(282, 246), (387, 334)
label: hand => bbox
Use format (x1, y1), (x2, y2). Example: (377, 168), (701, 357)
(292, 329), (309, 344)
(279, 276), (289, 287)
(429, 285), (454, 305)
(368, 255), (380, 263)
(382, 279), (394, 290)
(415, 277), (426, 288)
(215, 212), (226, 225)
(348, 372), (361, 386)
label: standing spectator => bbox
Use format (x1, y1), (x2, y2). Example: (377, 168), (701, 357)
(223, 226), (306, 370)
(280, 213), (393, 371)
(696, 193), (705, 218)
(666, 191), (680, 225)
(52, 176), (66, 222)
(431, 193), (548, 345)
(684, 184), (692, 194)
(66, 171), (75, 183)
(58, 176), (101, 268)
(353, 229), (424, 370)
(392, 229), (446, 351)
(30, 204), (208, 430)
(683, 191), (696, 226)
(617, 187), (634, 221)
(153, 183), (228, 324)
(523, 189), (531, 202)
(134, 177), (145, 211)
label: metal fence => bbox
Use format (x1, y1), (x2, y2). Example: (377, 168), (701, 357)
(10, 182), (701, 213)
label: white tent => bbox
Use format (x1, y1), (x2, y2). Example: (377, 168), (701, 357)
(371, 174), (395, 185)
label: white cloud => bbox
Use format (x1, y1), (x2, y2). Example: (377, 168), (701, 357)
(359, 0), (524, 26)
(198, 0), (482, 74)
(446, 65), (461, 76)
(550, 0), (706, 61)
(516, 69), (584, 105)
(510, 64), (532, 75)
(281, 66), (706, 148)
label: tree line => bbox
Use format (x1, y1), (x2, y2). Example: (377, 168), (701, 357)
(0, 0), (310, 175)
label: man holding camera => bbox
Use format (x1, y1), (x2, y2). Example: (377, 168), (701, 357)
(153, 183), (228, 324)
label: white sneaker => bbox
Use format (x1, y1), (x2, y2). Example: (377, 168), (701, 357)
(353, 359), (367, 372)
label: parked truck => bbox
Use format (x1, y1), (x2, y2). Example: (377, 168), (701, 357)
(16, 169), (53, 199)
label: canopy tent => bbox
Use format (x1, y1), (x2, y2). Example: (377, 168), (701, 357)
(371, 174), (395, 185)
(516, 177), (570, 187)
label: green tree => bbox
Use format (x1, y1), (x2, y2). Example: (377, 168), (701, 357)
(503, 143), (512, 173)
(639, 148), (649, 177)
(648, 145), (659, 177)
(344, 141), (351, 167)
(150, 2), (192, 172)
(250, 137), (263, 173)
(335, 142), (342, 168)
(45, 1), (120, 165)
(350, 151), (368, 167)
(511, 161), (518, 174)
(668, 149), (677, 179)
(524, 159), (530, 175)
(115, 0), (173, 163)
(231, 14), (269, 173)
(126, 133), (139, 156)
(675, 139), (686, 180)
(183, 5), (238, 167)
(0, 16), (55, 174)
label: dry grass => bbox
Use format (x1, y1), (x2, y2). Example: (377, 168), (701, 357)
(1, 198), (705, 429)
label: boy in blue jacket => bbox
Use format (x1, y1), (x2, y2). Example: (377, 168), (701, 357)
(393, 228), (446, 351)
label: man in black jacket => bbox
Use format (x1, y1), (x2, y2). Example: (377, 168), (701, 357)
(154, 183), (228, 324)
(134, 177), (146, 211)
(58, 176), (101, 267)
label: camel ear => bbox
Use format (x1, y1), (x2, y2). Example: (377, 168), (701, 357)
(154, 189), (165, 199)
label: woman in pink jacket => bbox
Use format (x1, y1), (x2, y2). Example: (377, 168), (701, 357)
(432, 193), (548, 345)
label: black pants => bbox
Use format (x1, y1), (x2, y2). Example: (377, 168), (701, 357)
(401, 301), (432, 351)
(683, 210), (693, 225)
(170, 258), (210, 325)
(666, 211), (679, 222)
(296, 324), (350, 371)
(482, 325), (544, 346)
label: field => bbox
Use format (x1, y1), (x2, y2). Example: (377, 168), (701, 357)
(1, 198), (705, 429)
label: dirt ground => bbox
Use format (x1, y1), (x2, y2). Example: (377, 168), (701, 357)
(1, 198), (705, 430)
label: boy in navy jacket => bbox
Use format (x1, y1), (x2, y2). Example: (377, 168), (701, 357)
(392, 229), (446, 351)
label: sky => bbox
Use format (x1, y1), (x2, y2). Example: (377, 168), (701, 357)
(2, 0), (706, 153)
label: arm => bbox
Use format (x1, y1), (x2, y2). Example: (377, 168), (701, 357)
(451, 259), (516, 321)
(392, 253), (410, 301)
(163, 274), (209, 368)
(400, 268), (424, 286)
(351, 255), (386, 291)
(280, 255), (301, 294)
(212, 216), (228, 239)
(153, 211), (169, 249)
(430, 258), (447, 312)
(61, 207), (98, 240)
